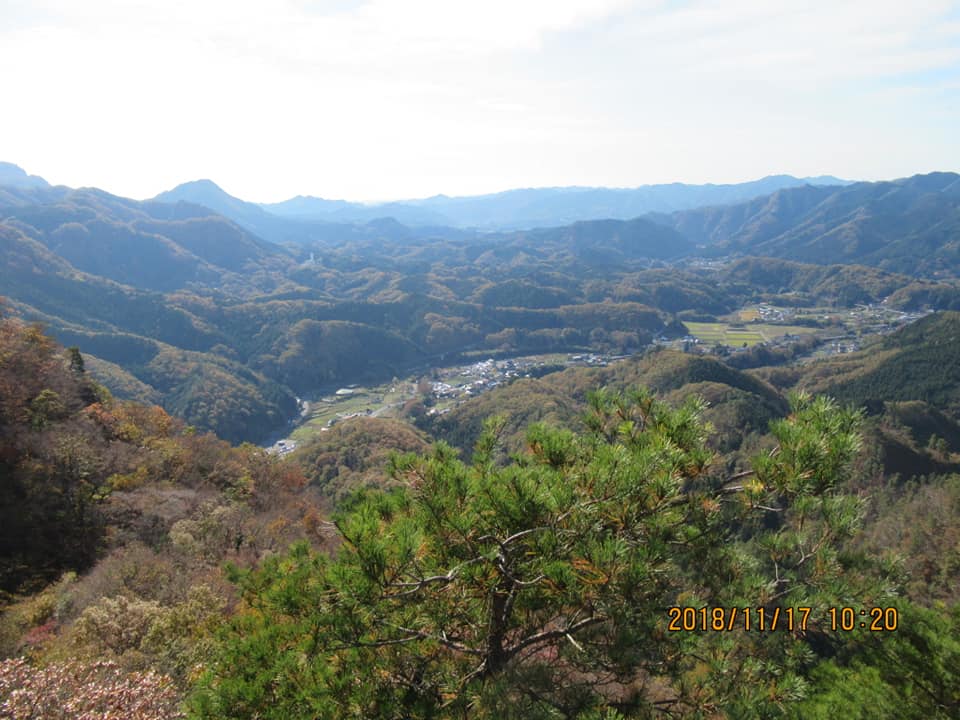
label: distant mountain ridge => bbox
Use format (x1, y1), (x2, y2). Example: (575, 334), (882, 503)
(149, 174), (853, 239)
(0, 184), (287, 292)
(0, 162), (49, 190)
(261, 174), (851, 230)
(0, 164), (853, 237)
(152, 179), (461, 245)
(152, 172), (960, 280)
(6, 163), (958, 282)
(153, 179), (324, 245)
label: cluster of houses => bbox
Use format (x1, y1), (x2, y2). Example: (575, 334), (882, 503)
(267, 438), (298, 455)
(431, 358), (508, 401)
(568, 353), (612, 367)
(427, 353), (622, 412)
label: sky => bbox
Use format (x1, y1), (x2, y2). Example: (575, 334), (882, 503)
(1, 0), (958, 203)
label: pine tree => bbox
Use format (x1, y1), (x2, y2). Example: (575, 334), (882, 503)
(190, 389), (867, 719)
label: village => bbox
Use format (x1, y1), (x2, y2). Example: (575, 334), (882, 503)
(267, 303), (934, 455)
(266, 351), (623, 453)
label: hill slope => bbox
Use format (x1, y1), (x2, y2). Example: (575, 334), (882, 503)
(663, 172), (960, 276)
(821, 311), (960, 416)
(1, 186), (288, 293)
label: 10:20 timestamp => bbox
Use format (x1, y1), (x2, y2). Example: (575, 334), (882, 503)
(828, 606), (899, 631)
(667, 606), (899, 632)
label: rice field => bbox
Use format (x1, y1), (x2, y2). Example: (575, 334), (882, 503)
(683, 321), (817, 347)
(289, 387), (401, 441)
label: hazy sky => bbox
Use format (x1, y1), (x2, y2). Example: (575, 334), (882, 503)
(1, 0), (958, 202)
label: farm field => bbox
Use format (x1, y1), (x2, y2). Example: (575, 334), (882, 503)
(683, 321), (818, 347)
(289, 383), (410, 442)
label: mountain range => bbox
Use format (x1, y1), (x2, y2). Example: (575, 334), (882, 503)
(2, 162), (959, 443)
(151, 168), (960, 278)
(153, 174), (847, 232)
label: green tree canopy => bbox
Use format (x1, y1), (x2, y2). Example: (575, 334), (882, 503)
(191, 389), (872, 719)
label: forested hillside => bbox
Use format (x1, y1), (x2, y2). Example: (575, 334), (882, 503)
(662, 172), (960, 276)
(792, 312), (960, 412)
(3, 297), (960, 717)
(0, 312), (338, 716)
(0, 312), (318, 596)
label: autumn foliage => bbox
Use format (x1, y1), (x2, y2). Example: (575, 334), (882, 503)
(0, 658), (183, 719)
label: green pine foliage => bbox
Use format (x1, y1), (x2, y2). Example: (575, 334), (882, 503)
(190, 390), (885, 718)
(789, 602), (960, 719)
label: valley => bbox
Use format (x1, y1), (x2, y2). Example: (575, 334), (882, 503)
(269, 350), (628, 453)
(272, 296), (929, 454)
(4, 163), (960, 719)
(3, 168), (960, 444)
